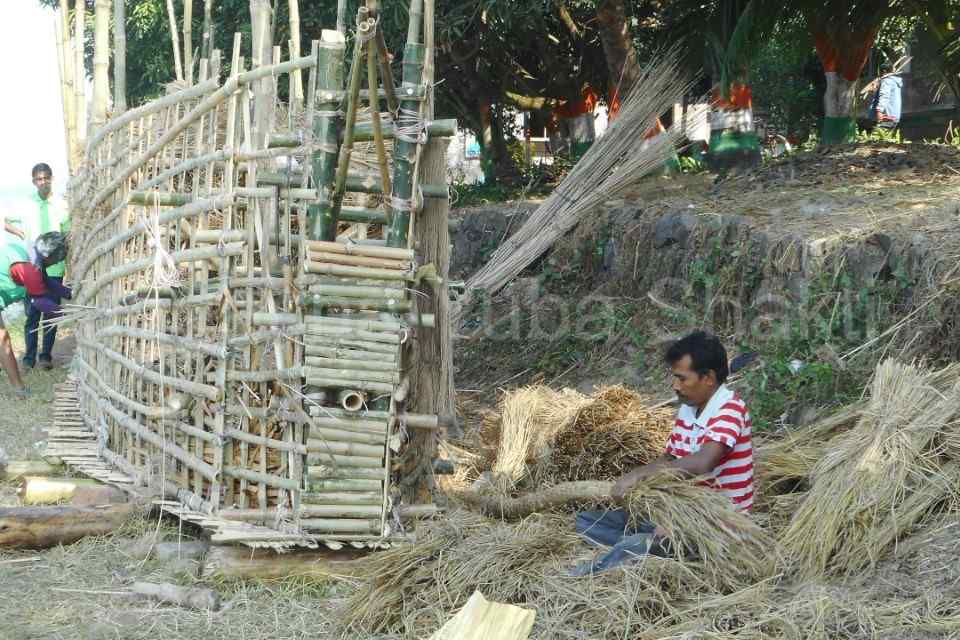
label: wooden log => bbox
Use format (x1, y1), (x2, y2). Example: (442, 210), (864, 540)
(18, 477), (128, 507)
(131, 581), (220, 611)
(0, 504), (141, 549)
(0, 460), (61, 481)
(201, 545), (365, 580)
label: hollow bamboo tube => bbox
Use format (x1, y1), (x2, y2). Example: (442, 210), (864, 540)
(303, 296), (412, 313)
(299, 505), (383, 518)
(305, 315), (405, 330)
(308, 415), (387, 433)
(224, 429), (308, 454)
(306, 367), (399, 384)
(305, 479), (381, 492)
(306, 284), (407, 299)
(306, 251), (411, 270)
(301, 491), (382, 505)
(252, 312), (299, 326)
(306, 378), (394, 394)
(304, 336), (398, 355)
(305, 346), (397, 363)
(306, 325), (400, 344)
(306, 452), (384, 468)
(338, 389), (364, 412)
(306, 357), (399, 373)
(308, 29), (346, 241)
(311, 426), (384, 446)
(306, 240), (414, 261)
(308, 468), (385, 481)
(307, 439), (383, 458)
(222, 468), (300, 491)
(303, 262), (413, 282)
(299, 518), (380, 534)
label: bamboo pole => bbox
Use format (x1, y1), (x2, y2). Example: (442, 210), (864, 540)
(305, 240), (413, 260)
(288, 0), (303, 108)
(306, 284), (407, 299)
(56, 2), (77, 172)
(304, 336), (398, 355)
(302, 491), (382, 505)
(304, 315), (406, 330)
(306, 356), (398, 373)
(306, 251), (410, 270)
(306, 439), (383, 458)
(307, 466), (385, 480)
(300, 518), (380, 533)
(91, 0), (110, 129)
(165, 0), (185, 82)
(308, 31), (346, 241)
(184, 0), (194, 84)
(337, 389), (365, 411)
(305, 377), (394, 393)
(329, 16), (373, 227)
(308, 416), (387, 434)
(306, 367), (399, 384)
(201, 0), (214, 60)
(366, 0), (398, 116)
(303, 262), (413, 281)
(74, 0), (87, 151)
(386, 0), (425, 248)
(366, 11), (391, 199)
(113, 0), (127, 112)
(305, 324), (401, 343)
(306, 478), (381, 492)
(305, 346), (396, 363)
(303, 296), (412, 313)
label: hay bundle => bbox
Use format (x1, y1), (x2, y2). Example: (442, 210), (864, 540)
(780, 360), (960, 578)
(338, 512), (580, 636)
(546, 386), (675, 481)
(490, 386), (592, 487)
(625, 473), (778, 591)
(485, 385), (673, 488)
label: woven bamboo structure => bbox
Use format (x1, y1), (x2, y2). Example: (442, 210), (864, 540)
(54, 2), (454, 548)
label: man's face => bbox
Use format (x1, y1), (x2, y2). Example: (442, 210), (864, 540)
(33, 171), (52, 199)
(670, 354), (717, 409)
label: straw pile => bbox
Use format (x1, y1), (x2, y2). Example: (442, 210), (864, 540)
(779, 360), (960, 578)
(481, 385), (673, 489)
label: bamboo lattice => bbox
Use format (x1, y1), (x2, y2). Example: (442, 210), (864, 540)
(60, 5), (451, 548)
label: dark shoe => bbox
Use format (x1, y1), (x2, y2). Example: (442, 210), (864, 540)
(38, 357), (53, 371)
(20, 358), (35, 369)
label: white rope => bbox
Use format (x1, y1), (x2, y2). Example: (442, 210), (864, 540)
(395, 107), (427, 144)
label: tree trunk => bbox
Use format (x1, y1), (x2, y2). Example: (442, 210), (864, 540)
(201, 545), (365, 580)
(707, 83), (760, 171)
(0, 504), (141, 549)
(821, 71), (859, 143)
(113, 0), (127, 112)
(596, 0), (640, 112)
(405, 138), (456, 505)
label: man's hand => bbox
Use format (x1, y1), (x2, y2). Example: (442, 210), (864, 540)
(4, 224), (24, 240)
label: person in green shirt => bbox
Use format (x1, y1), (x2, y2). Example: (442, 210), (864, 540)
(21, 163), (69, 369)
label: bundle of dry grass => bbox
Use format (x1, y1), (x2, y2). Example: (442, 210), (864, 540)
(625, 473), (777, 591)
(780, 360), (960, 578)
(491, 387), (590, 487)
(546, 386), (675, 482)
(481, 385), (673, 490)
(337, 512), (580, 637)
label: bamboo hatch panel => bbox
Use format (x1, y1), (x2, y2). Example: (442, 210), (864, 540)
(64, 6), (450, 548)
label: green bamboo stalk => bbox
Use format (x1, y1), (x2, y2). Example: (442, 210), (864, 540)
(306, 356), (399, 373)
(353, 118), (455, 142)
(367, 19), (392, 200)
(306, 284), (406, 299)
(329, 16), (373, 229)
(308, 32), (346, 241)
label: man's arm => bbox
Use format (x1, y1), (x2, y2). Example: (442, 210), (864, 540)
(4, 222), (24, 239)
(611, 442), (730, 501)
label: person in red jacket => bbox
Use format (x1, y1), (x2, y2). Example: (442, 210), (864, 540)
(0, 232), (71, 396)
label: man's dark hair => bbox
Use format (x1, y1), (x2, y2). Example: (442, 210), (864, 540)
(31, 163), (53, 178)
(665, 331), (729, 384)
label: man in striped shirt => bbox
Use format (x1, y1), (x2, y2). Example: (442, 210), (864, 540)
(572, 331), (754, 574)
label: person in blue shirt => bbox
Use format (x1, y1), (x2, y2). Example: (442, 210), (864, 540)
(871, 61), (903, 129)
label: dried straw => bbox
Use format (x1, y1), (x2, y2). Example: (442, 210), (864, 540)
(779, 360), (960, 578)
(453, 48), (703, 324)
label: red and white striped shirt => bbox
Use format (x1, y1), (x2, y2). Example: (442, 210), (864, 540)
(665, 385), (754, 511)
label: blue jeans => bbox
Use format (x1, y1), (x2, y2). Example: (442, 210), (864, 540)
(571, 509), (668, 575)
(24, 276), (61, 365)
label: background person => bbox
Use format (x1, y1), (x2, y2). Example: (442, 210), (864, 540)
(20, 163), (69, 369)
(0, 232), (71, 395)
(870, 61), (903, 130)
